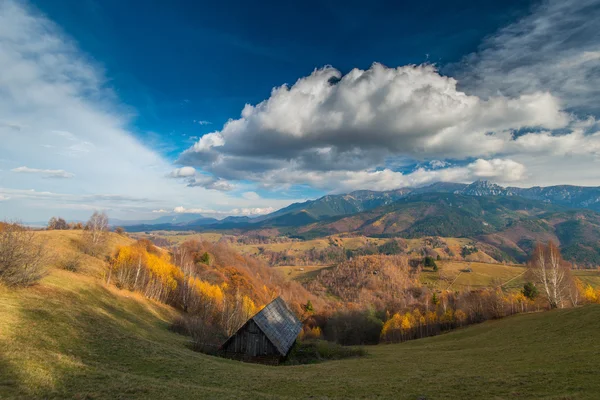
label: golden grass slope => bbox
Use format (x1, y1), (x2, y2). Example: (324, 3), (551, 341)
(2, 265), (600, 398)
(35, 230), (134, 277)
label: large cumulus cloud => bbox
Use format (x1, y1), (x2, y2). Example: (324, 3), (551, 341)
(178, 63), (579, 190)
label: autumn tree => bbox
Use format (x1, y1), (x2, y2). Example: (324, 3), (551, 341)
(47, 217), (68, 230)
(172, 244), (197, 312)
(528, 242), (571, 309)
(82, 211), (109, 256)
(69, 222), (84, 230)
(304, 299), (314, 313)
(583, 285), (600, 303)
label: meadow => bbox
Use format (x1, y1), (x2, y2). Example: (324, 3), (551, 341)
(2, 264), (600, 399)
(2, 231), (600, 399)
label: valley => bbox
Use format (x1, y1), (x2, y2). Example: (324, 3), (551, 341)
(3, 203), (600, 399)
(2, 260), (600, 399)
(4, 1), (600, 398)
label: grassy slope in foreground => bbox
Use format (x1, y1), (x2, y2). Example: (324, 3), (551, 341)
(2, 270), (600, 399)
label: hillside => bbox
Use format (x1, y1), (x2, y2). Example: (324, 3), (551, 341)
(120, 188), (600, 266)
(2, 263), (600, 399)
(32, 230), (134, 276)
(288, 193), (600, 265)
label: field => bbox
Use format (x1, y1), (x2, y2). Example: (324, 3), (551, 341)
(2, 231), (600, 399)
(2, 266), (600, 399)
(420, 261), (529, 291)
(273, 265), (334, 283)
(129, 231), (223, 245)
(573, 269), (600, 287)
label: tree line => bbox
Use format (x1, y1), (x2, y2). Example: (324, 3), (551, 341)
(299, 242), (600, 346)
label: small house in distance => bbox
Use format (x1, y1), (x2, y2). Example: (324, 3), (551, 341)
(220, 297), (302, 364)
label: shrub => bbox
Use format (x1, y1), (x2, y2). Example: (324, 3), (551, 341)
(60, 253), (82, 272)
(47, 217), (68, 230)
(377, 240), (404, 255)
(424, 256), (437, 270)
(0, 222), (47, 286)
(522, 282), (539, 300)
(285, 339), (367, 365)
(324, 310), (383, 345)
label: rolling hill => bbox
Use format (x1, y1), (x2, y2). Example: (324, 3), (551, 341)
(2, 261), (600, 399)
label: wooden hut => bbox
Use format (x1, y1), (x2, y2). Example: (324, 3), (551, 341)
(220, 297), (302, 364)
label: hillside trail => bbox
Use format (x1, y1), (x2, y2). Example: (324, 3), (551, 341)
(499, 269), (528, 289)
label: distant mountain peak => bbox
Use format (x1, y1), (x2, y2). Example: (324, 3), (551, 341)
(460, 180), (513, 196)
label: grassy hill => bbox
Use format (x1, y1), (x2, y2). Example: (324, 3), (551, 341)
(2, 254), (600, 398)
(35, 230), (134, 277)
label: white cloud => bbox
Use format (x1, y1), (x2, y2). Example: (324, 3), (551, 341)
(0, 194), (9, 201)
(176, 62), (590, 191)
(173, 0), (600, 192)
(11, 166), (75, 179)
(242, 191), (260, 200)
(257, 158), (526, 193)
(179, 64), (568, 180)
(455, 0), (600, 115)
(429, 160), (449, 169)
(173, 205), (274, 216)
(0, 1), (293, 221)
(186, 175), (235, 191)
(168, 166), (196, 178)
(194, 120), (212, 126)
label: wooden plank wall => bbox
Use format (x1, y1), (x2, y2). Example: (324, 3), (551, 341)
(222, 320), (280, 358)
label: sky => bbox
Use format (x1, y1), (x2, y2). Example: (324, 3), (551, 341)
(1, 0), (600, 221)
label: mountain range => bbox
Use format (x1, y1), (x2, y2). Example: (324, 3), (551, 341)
(120, 181), (600, 265)
(121, 181), (600, 230)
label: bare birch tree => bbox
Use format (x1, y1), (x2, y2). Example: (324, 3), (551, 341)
(528, 242), (571, 309)
(82, 211), (109, 256)
(172, 245), (195, 312)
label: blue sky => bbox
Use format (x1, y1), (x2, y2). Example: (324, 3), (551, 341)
(1, 0), (600, 221)
(33, 0), (531, 158)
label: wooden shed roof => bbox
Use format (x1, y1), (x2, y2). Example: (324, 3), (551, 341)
(250, 297), (302, 356)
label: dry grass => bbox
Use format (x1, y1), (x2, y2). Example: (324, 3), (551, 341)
(420, 261), (600, 292)
(573, 269), (600, 287)
(34, 230), (133, 277)
(130, 231), (224, 245)
(420, 261), (529, 291)
(2, 231), (600, 398)
(1, 267), (600, 399)
(273, 265), (334, 282)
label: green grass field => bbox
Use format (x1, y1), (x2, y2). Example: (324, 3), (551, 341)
(2, 265), (600, 399)
(573, 269), (600, 287)
(420, 261), (600, 292)
(420, 261), (529, 291)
